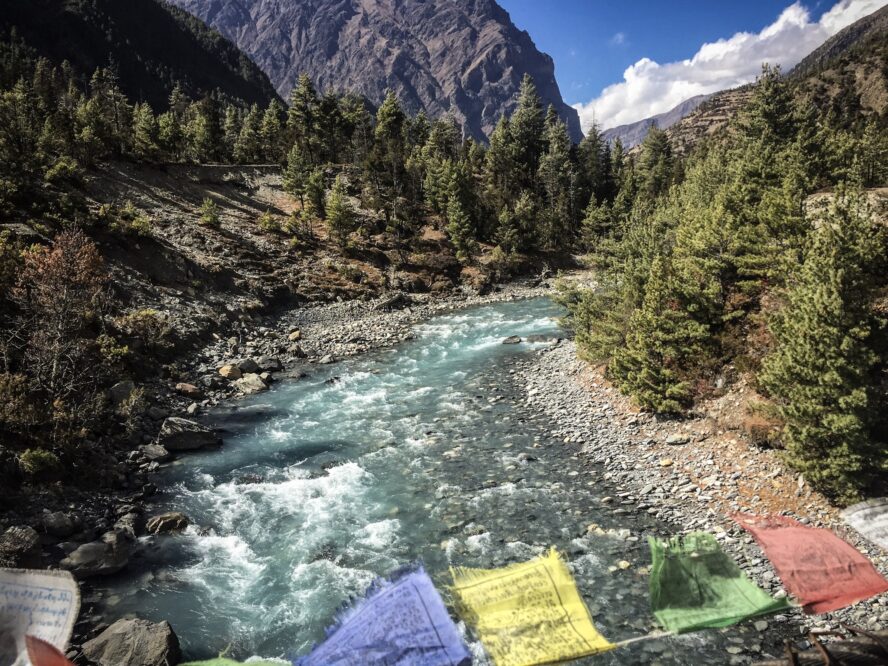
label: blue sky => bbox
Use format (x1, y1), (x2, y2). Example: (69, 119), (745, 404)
(497, 0), (887, 130)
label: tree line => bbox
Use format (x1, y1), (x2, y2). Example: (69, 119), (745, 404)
(561, 65), (888, 503)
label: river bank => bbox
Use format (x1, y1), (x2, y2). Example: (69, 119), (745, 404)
(515, 340), (888, 642)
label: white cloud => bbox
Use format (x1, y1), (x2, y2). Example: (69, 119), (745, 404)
(609, 32), (627, 46)
(575, 0), (888, 132)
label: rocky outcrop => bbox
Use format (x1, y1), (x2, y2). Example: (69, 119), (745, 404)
(156, 417), (222, 451)
(82, 618), (181, 666)
(169, 0), (583, 142)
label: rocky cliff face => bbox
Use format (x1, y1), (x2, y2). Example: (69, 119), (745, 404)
(169, 0), (583, 142)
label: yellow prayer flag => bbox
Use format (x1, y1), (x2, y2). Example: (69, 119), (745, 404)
(450, 548), (614, 666)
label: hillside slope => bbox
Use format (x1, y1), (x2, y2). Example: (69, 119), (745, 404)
(601, 94), (711, 149)
(662, 4), (888, 155)
(1, 0), (280, 107)
(168, 0), (583, 142)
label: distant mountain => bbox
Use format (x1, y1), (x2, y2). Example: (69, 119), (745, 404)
(1, 0), (280, 108)
(662, 4), (888, 156)
(601, 94), (711, 148)
(168, 0), (583, 142)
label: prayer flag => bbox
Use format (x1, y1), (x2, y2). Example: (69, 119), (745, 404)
(842, 498), (888, 552)
(648, 532), (789, 634)
(180, 660), (284, 666)
(734, 513), (888, 614)
(179, 657), (289, 666)
(449, 548), (613, 666)
(296, 565), (470, 666)
(0, 568), (80, 666)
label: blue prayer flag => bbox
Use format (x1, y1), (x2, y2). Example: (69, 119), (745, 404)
(297, 566), (471, 666)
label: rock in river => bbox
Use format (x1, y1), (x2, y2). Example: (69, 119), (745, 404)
(156, 417), (221, 451)
(61, 530), (133, 578)
(502, 335), (522, 344)
(146, 512), (190, 535)
(234, 372), (268, 394)
(82, 618), (181, 666)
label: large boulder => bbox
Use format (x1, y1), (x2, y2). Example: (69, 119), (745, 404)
(82, 618), (181, 666)
(60, 529), (133, 578)
(145, 512), (190, 535)
(234, 373), (267, 394)
(43, 511), (80, 538)
(218, 364), (242, 380)
(237, 358), (260, 374)
(0, 525), (41, 568)
(156, 417), (221, 451)
(257, 355), (283, 372)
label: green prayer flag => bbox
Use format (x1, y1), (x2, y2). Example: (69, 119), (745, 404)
(648, 532), (790, 634)
(180, 657), (283, 666)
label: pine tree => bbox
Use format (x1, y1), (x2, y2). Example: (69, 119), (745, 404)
(610, 255), (709, 413)
(483, 116), (517, 216)
(234, 104), (262, 164)
(325, 174), (356, 247)
(260, 100), (285, 163)
(131, 102), (158, 160)
(287, 74), (319, 163)
(510, 74), (545, 188)
(537, 117), (576, 249)
(759, 187), (885, 502)
(637, 126), (673, 199)
(199, 197), (220, 227)
(446, 195), (478, 264)
(306, 168), (326, 220)
(283, 143), (310, 208)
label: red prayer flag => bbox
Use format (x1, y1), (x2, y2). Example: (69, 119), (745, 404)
(734, 513), (888, 614)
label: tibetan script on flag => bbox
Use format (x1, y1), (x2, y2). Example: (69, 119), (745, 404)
(0, 568), (80, 666)
(449, 548), (613, 666)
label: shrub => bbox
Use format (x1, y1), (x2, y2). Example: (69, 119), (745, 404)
(199, 198), (220, 227)
(0, 372), (40, 434)
(257, 210), (280, 233)
(19, 448), (62, 480)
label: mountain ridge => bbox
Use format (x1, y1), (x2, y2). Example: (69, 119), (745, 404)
(0, 0), (280, 108)
(168, 0), (583, 142)
(600, 94), (712, 148)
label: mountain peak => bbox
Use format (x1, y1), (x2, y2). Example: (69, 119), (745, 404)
(168, 0), (583, 142)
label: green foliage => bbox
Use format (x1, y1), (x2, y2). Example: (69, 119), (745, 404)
(446, 195), (478, 264)
(609, 255), (709, 413)
(257, 210), (280, 233)
(18, 448), (61, 479)
(306, 169), (326, 220)
(325, 175), (356, 247)
(759, 187), (886, 502)
(199, 197), (220, 227)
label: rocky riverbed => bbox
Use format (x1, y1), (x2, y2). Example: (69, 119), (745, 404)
(514, 340), (888, 643)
